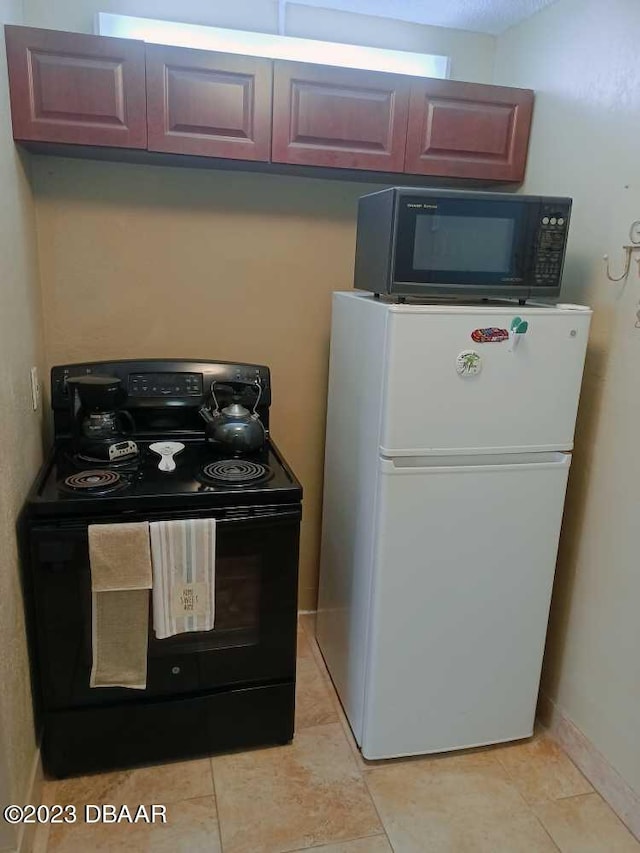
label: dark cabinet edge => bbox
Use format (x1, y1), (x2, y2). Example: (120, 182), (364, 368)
(20, 141), (522, 188)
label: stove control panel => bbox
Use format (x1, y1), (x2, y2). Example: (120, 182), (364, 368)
(128, 373), (203, 398)
(51, 361), (271, 438)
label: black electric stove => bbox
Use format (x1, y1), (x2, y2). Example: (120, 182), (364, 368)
(32, 439), (301, 516)
(22, 360), (302, 777)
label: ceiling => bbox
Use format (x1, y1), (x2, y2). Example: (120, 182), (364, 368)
(289, 0), (558, 35)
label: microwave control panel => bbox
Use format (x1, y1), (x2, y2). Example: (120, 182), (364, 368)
(533, 203), (571, 287)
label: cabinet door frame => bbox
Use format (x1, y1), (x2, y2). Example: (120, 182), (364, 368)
(405, 79), (534, 181)
(145, 43), (273, 161)
(272, 60), (410, 172)
(4, 25), (147, 148)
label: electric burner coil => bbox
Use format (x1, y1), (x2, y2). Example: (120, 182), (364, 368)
(62, 470), (127, 495)
(201, 460), (270, 485)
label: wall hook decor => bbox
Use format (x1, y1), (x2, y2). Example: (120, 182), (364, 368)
(603, 219), (640, 282)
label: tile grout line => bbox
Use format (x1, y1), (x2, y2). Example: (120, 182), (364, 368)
(38, 776), (60, 853)
(208, 759), (225, 853)
(539, 694), (640, 840)
(286, 830), (390, 852)
(493, 741), (595, 808)
(491, 742), (570, 848)
(346, 747), (396, 853)
(493, 749), (542, 808)
(360, 771), (399, 852)
(537, 790), (598, 805)
(295, 636), (341, 731)
(459, 723), (586, 851)
(304, 634), (398, 773)
(531, 812), (563, 852)
(291, 709), (397, 851)
(303, 627), (379, 771)
(298, 624), (352, 731)
(298, 618), (396, 852)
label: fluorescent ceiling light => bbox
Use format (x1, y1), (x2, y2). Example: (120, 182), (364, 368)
(96, 13), (450, 79)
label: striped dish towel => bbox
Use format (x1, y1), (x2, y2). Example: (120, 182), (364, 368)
(149, 519), (216, 639)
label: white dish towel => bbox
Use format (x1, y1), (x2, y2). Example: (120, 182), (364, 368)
(149, 518), (216, 639)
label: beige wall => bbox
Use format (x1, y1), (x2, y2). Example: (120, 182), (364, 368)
(0, 725), (10, 851)
(285, 5), (495, 83)
(0, 0), (44, 847)
(495, 0), (640, 798)
(33, 159), (386, 608)
(26, 0), (495, 613)
(22, 0), (496, 83)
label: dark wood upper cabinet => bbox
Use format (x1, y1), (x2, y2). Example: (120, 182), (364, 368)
(145, 44), (272, 160)
(272, 61), (410, 172)
(4, 26), (147, 148)
(4, 25), (535, 183)
(404, 79), (534, 181)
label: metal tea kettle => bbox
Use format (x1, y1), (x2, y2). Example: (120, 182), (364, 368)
(198, 380), (266, 455)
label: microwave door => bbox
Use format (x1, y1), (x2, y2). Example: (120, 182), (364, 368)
(393, 196), (531, 297)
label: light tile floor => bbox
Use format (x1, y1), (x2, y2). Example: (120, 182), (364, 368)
(33, 616), (640, 852)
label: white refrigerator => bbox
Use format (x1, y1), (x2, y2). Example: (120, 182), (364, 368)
(316, 291), (591, 760)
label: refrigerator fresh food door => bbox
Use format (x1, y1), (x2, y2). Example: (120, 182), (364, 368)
(380, 307), (590, 455)
(361, 452), (571, 759)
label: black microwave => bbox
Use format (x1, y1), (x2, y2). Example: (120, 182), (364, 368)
(354, 187), (571, 301)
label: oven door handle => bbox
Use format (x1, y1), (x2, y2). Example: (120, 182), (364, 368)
(32, 505), (302, 535)
(218, 508), (302, 524)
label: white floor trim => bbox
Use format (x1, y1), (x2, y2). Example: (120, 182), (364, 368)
(17, 748), (42, 853)
(538, 692), (640, 841)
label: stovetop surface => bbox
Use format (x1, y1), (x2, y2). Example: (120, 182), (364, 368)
(29, 438), (302, 518)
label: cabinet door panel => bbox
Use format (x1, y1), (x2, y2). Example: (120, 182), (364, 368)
(405, 80), (533, 181)
(5, 26), (147, 148)
(146, 44), (272, 160)
(272, 61), (410, 171)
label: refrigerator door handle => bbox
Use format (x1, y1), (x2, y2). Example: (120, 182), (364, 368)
(379, 452), (571, 475)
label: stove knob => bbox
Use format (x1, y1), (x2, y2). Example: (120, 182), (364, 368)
(171, 666), (181, 675)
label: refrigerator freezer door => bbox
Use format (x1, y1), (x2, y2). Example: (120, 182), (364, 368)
(361, 452), (571, 759)
(380, 307), (590, 455)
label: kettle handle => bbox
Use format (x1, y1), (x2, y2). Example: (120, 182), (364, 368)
(209, 379), (262, 415)
(209, 381), (222, 415)
(250, 380), (262, 415)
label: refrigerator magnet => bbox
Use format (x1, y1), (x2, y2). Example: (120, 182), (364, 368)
(456, 350), (482, 376)
(471, 327), (509, 343)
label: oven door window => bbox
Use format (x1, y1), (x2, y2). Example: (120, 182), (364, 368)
(30, 509), (300, 709)
(394, 197), (531, 288)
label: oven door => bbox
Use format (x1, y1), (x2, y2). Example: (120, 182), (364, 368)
(29, 504), (300, 709)
(392, 194), (536, 298)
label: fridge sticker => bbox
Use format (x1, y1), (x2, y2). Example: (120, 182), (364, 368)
(471, 328), (509, 343)
(456, 350), (482, 376)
